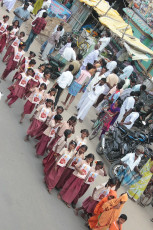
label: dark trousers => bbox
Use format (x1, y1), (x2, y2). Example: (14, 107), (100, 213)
(25, 30), (37, 52)
(54, 84), (64, 107)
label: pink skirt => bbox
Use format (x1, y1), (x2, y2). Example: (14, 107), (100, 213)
(24, 100), (35, 114)
(72, 183), (90, 205)
(14, 85), (26, 99)
(27, 118), (43, 137)
(35, 123), (48, 140)
(60, 174), (84, 205)
(82, 196), (98, 214)
(56, 168), (74, 189)
(36, 134), (51, 156)
(43, 151), (59, 175)
(45, 165), (66, 191)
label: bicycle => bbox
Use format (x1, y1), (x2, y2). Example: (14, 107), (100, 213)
(72, 29), (90, 56)
(139, 178), (153, 207)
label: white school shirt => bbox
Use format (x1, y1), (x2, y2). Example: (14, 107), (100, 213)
(62, 47), (76, 61)
(99, 36), (111, 52)
(83, 50), (99, 66)
(87, 73), (106, 92)
(106, 61), (117, 72)
(122, 96), (135, 111)
(121, 152), (142, 171)
(119, 65), (134, 80)
(57, 71), (73, 89)
(124, 112), (139, 129)
(132, 84), (141, 92)
(88, 84), (108, 101)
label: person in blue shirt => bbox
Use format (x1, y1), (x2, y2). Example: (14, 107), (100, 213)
(13, 2), (30, 26)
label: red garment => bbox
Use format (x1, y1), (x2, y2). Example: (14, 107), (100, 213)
(72, 183), (90, 205)
(27, 118), (43, 137)
(32, 17), (47, 35)
(0, 33), (7, 53)
(24, 100), (35, 114)
(82, 197), (98, 215)
(35, 123), (48, 140)
(36, 134), (51, 156)
(1, 51), (18, 79)
(3, 45), (13, 62)
(43, 151), (60, 175)
(56, 167), (74, 189)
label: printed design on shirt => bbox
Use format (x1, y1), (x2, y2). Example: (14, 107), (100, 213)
(19, 73), (31, 87)
(12, 38), (20, 47)
(0, 21), (7, 33)
(78, 164), (91, 179)
(57, 154), (71, 167)
(69, 157), (82, 169)
(39, 107), (50, 121)
(33, 70), (43, 82)
(13, 46), (23, 62)
(86, 172), (98, 184)
(32, 93), (42, 104)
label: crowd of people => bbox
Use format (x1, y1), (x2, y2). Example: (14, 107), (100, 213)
(0, 1), (153, 229)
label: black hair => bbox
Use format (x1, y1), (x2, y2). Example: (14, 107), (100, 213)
(64, 129), (72, 141)
(117, 82), (123, 90)
(68, 116), (77, 123)
(79, 144), (88, 151)
(135, 104), (141, 112)
(40, 83), (47, 90)
(68, 64), (74, 71)
(58, 25), (63, 31)
(85, 153), (95, 166)
(112, 56), (117, 61)
(71, 42), (77, 48)
(38, 64), (45, 70)
(101, 78), (106, 83)
(19, 42), (26, 48)
(20, 31), (25, 37)
(42, 12), (48, 18)
(120, 79), (125, 86)
(107, 177), (118, 186)
(54, 114), (63, 121)
(7, 26), (13, 31)
(24, 2), (29, 6)
(131, 78), (137, 84)
(116, 99), (122, 108)
(29, 59), (36, 65)
(131, 60), (135, 66)
(48, 88), (57, 93)
(81, 129), (89, 137)
(29, 51), (36, 57)
(77, 53), (83, 60)
(44, 69), (51, 76)
(100, 58), (106, 66)
(141, 85), (146, 91)
(3, 15), (9, 20)
(96, 161), (104, 167)
(13, 20), (19, 27)
(86, 63), (93, 70)
(119, 214), (127, 221)
(134, 91), (141, 97)
(106, 31), (111, 37)
(113, 68), (118, 74)
(130, 91), (135, 96)
(56, 106), (64, 112)
(102, 64), (107, 70)
(46, 99), (53, 105)
(69, 36), (73, 42)
(69, 140), (77, 148)
(27, 68), (34, 73)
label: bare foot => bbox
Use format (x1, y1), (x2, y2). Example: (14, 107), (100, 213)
(81, 213), (86, 220)
(66, 203), (71, 208)
(48, 189), (52, 194)
(24, 136), (29, 142)
(19, 120), (23, 124)
(79, 119), (83, 123)
(65, 105), (69, 110)
(74, 209), (78, 216)
(57, 194), (61, 200)
(74, 113), (77, 116)
(61, 101), (66, 106)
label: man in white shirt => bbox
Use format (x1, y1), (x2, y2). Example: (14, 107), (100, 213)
(105, 56), (117, 77)
(81, 44), (99, 70)
(62, 42), (77, 62)
(76, 78), (108, 122)
(54, 21), (65, 37)
(53, 65), (74, 106)
(120, 104), (141, 129)
(98, 31), (111, 52)
(119, 65), (134, 80)
(132, 84), (146, 92)
(59, 36), (73, 55)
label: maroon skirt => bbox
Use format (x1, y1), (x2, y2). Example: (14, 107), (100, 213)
(56, 168), (74, 189)
(14, 85), (26, 99)
(27, 118), (43, 137)
(60, 174), (84, 205)
(72, 183), (90, 205)
(47, 136), (60, 151)
(0, 34), (6, 53)
(24, 100), (35, 114)
(36, 134), (51, 156)
(43, 151), (60, 175)
(45, 165), (66, 191)
(82, 196), (98, 214)
(35, 123), (48, 140)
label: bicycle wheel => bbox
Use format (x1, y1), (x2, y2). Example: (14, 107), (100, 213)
(92, 119), (100, 130)
(140, 193), (153, 207)
(89, 122), (103, 140)
(79, 42), (88, 56)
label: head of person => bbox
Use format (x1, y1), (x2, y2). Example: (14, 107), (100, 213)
(13, 20), (19, 28)
(68, 140), (77, 151)
(48, 88), (56, 96)
(77, 145), (88, 155)
(134, 104), (141, 113)
(119, 193), (128, 204)
(111, 56), (117, 61)
(113, 68), (118, 75)
(116, 82), (123, 90)
(95, 161), (104, 170)
(71, 42), (77, 49)
(64, 129), (72, 141)
(77, 53), (83, 61)
(101, 65), (107, 74)
(94, 44), (99, 50)
(24, 2), (29, 10)
(120, 79), (125, 87)
(19, 31), (25, 38)
(29, 59), (36, 67)
(108, 190), (117, 200)
(107, 177), (118, 188)
(115, 99), (122, 108)
(118, 214), (128, 225)
(67, 36), (73, 43)
(26, 68), (34, 76)
(106, 30), (111, 37)
(19, 42), (26, 50)
(68, 64), (74, 72)
(67, 116), (77, 126)
(3, 15), (9, 23)
(57, 25), (63, 31)
(140, 85), (146, 92)
(99, 58), (106, 67)
(99, 78), (106, 86)
(130, 78), (137, 87)
(42, 12), (48, 18)
(45, 99), (53, 108)
(134, 91), (141, 101)
(29, 51), (36, 58)
(7, 26), (13, 32)
(60, 21), (64, 27)
(39, 83), (47, 91)
(131, 60), (135, 66)
(54, 114), (63, 124)
(86, 63), (93, 71)
(56, 106), (64, 114)
(85, 153), (95, 166)
(38, 64), (46, 72)
(81, 129), (89, 139)
(44, 70), (51, 80)
(135, 145), (144, 156)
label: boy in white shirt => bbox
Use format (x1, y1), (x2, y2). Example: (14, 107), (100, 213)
(98, 31), (111, 52)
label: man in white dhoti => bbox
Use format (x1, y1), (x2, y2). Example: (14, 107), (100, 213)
(105, 56), (117, 77)
(80, 44), (99, 70)
(3, 0), (16, 12)
(119, 65), (134, 80)
(76, 78), (109, 122)
(98, 31), (111, 52)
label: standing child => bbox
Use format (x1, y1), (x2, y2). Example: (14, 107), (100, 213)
(27, 64), (45, 89)
(1, 42), (26, 80)
(5, 68), (34, 107)
(36, 114), (63, 157)
(109, 214), (127, 230)
(0, 15), (9, 35)
(39, 69), (51, 86)
(43, 129), (72, 175)
(44, 140), (77, 193)
(20, 83), (47, 123)
(75, 129), (89, 151)
(8, 20), (20, 43)
(24, 99), (53, 141)
(43, 88), (57, 103)
(58, 154), (95, 208)
(0, 25), (13, 53)
(56, 145), (88, 190)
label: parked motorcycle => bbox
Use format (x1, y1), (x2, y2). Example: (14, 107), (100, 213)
(54, 32), (72, 51)
(47, 55), (66, 80)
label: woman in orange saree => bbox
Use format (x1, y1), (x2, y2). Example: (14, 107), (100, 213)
(93, 193), (128, 230)
(88, 190), (117, 229)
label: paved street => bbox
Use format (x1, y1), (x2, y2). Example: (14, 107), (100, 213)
(0, 3), (153, 230)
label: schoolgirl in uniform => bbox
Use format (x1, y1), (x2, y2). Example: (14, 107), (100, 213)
(0, 25), (13, 53)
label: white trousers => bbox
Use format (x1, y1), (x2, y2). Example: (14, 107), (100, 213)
(42, 43), (54, 60)
(77, 90), (88, 110)
(77, 96), (95, 120)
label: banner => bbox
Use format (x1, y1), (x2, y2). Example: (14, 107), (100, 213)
(48, 0), (72, 21)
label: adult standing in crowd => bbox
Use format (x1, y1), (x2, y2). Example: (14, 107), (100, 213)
(25, 12), (47, 52)
(33, 0), (51, 15)
(2, 0), (16, 12)
(13, 2), (30, 27)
